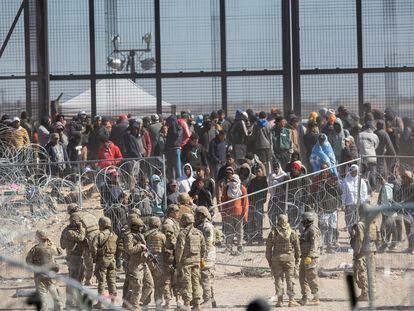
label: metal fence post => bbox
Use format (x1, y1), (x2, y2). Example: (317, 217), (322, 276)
(162, 154), (167, 211)
(78, 162), (83, 208)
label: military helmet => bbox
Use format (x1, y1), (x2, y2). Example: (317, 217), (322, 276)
(277, 214), (288, 225)
(69, 213), (82, 223)
(98, 216), (112, 229)
(195, 206), (211, 220)
(129, 207), (141, 217)
(162, 223), (175, 234)
(36, 230), (48, 241)
(67, 203), (80, 214)
(167, 204), (179, 214)
(177, 193), (191, 204)
(301, 212), (316, 222)
(148, 216), (161, 228)
(129, 216), (145, 227)
(181, 213), (195, 225)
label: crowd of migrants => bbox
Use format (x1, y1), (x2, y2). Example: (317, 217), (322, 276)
(1, 102), (414, 310)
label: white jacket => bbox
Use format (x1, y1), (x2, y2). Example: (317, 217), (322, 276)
(341, 175), (368, 205)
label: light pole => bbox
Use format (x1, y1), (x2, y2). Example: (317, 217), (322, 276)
(107, 33), (155, 82)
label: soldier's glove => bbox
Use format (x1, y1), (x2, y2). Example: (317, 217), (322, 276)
(304, 256), (312, 266)
(200, 259), (206, 269)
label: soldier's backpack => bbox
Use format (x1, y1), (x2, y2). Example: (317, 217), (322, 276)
(99, 232), (118, 256)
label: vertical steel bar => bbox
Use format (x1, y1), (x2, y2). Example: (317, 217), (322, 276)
(89, 0), (97, 116)
(219, 0), (227, 114)
(282, 0), (292, 117)
(291, 0), (301, 116)
(356, 0), (364, 117)
(23, 0), (32, 117)
(154, 0), (162, 114)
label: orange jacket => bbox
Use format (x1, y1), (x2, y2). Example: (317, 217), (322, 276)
(220, 185), (249, 222)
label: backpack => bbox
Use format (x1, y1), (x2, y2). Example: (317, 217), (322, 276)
(273, 127), (291, 152)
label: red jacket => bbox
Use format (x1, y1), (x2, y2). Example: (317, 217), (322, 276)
(220, 185), (249, 222)
(142, 130), (152, 157)
(97, 141), (123, 168)
(177, 118), (191, 147)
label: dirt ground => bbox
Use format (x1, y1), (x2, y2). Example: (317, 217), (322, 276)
(1, 196), (413, 310)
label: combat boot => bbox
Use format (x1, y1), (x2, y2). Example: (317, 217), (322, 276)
(299, 295), (308, 306)
(288, 298), (300, 307)
(311, 293), (320, 306)
(200, 299), (212, 308)
(275, 296), (283, 307)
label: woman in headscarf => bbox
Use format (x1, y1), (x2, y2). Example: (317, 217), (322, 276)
(310, 134), (338, 176)
(220, 173), (249, 255)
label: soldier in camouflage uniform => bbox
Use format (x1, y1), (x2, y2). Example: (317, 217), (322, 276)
(298, 212), (321, 306)
(162, 223), (177, 309)
(60, 213), (86, 308)
(175, 213), (206, 311)
(123, 216), (154, 311)
(177, 193), (195, 220)
(91, 217), (118, 308)
(145, 217), (166, 310)
(352, 204), (380, 301)
(26, 230), (63, 311)
(194, 206), (217, 308)
(164, 204), (181, 237)
(67, 203), (99, 285)
(265, 214), (300, 307)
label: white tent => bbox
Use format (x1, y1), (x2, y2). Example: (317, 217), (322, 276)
(58, 79), (173, 116)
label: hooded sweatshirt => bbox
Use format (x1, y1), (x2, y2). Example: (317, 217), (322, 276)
(375, 120), (396, 156)
(177, 163), (195, 193)
(220, 174), (249, 221)
(166, 115), (183, 150)
(357, 127), (379, 164)
(253, 118), (271, 150)
(341, 166), (368, 205)
(239, 163), (256, 188)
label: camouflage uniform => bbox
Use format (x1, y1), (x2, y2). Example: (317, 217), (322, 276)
(163, 204), (181, 237)
(177, 193), (195, 220)
(195, 206), (216, 308)
(60, 213), (86, 308)
(26, 230), (63, 311)
(298, 212), (320, 306)
(91, 217), (118, 308)
(162, 223), (177, 308)
(352, 219), (380, 301)
(122, 217), (153, 311)
(146, 217), (166, 310)
(67, 203), (99, 285)
(265, 214), (300, 307)
(175, 213), (206, 310)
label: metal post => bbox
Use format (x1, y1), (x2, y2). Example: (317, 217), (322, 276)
(282, 0), (292, 117)
(219, 0), (227, 114)
(356, 0), (364, 117)
(78, 162), (83, 208)
(291, 0), (301, 116)
(130, 51), (136, 82)
(154, 0), (162, 114)
(162, 154), (167, 212)
(24, 0), (32, 117)
(89, 0), (97, 116)
(36, 0), (50, 120)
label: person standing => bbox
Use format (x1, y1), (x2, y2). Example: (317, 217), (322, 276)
(166, 115), (184, 179)
(351, 205), (380, 301)
(26, 230), (63, 311)
(271, 116), (292, 169)
(357, 121), (379, 188)
(252, 111), (272, 174)
(10, 117), (30, 149)
(91, 217), (118, 308)
(161, 223), (178, 309)
(195, 206), (217, 308)
(341, 164), (369, 236)
(220, 174), (249, 254)
(122, 216), (149, 310)
(60, 213), (86, 308)
(145, 217), (166, 310)
(265, 214), (300, 308)
(175, 213), (206, 311)
(298, 212), (320, 306)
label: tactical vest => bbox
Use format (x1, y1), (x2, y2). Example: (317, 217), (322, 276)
(98, 231), (117, 257)
(73, 211), (99, 241)
(185, 228), (202, 257)
(29, 245), (54, 266)
(272, 229), (292, 256)
(146, 229), (164, 254)
(300, 224), (319, 257)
